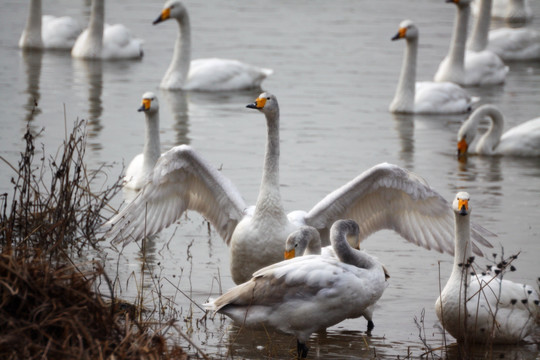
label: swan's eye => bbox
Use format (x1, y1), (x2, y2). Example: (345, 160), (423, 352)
(266, 97), (271, 100)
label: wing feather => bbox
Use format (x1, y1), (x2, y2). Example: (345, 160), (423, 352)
(104, 145), (247, 245)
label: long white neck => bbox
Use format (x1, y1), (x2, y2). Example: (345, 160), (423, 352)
(331, 222), (375, 269)
(143, 111), (161, 175)
(87, 0), (104, 52)
(163, 14), (192, 88)
(19, 0), (43, 49)
(390, 36), (417, 113)
(253, 109), (287, 221)
(468, 0), (491, 51)
(473, 106), (504, 154)
(445, 3), (470, 83)
(449, 211), (472, 287)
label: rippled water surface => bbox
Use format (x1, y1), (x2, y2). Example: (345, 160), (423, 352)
(1, 0), (540, 358)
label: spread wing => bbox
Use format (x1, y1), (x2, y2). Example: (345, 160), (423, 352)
(304, 163), (494, 256)
(103, 145), (247, 245)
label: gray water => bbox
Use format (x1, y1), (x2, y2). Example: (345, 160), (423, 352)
(1, 0), (540, 358)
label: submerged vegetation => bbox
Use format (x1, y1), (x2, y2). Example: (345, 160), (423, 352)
(0, 121), (190, 359)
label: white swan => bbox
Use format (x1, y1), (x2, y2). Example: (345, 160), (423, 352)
(19, 0), (82, 50)
(435, 192), (540, 344)
(152, 0), (272, 91)
(470, 0), (540, 61)
(473, 0), (533, 23)
(124, 92), (162, 191)
(71, 0), (143, 60)
(204, 219), (389, 359)
(457, 104), (540, 157)
(389, 20), (475, 114)
(284, 225), (390, 334)
(434, 0), (508, 86)
(104, 92), (493, 285)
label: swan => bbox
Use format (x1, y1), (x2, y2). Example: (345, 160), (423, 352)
(19, 0), (82, 50)
(104, 92), (493, 285)
(457, 104), (540, 157)
(435, 192), (540, 344)
(284, 225), (390, 334)
(473, 0), (533, 23)
(71, 0), (143, 60)
(469, 0), (540, 61)
(124, 92), (162, 191)
(434, 0), (508, 86)
(389, 20), (475, 114)
(204, 219), (389, 359)
(152, 0), (272, 91)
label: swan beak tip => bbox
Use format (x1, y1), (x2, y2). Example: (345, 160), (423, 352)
(153, 16), (163, 25)
(284, 249), (295, 260)
(246, 103), (258, 109)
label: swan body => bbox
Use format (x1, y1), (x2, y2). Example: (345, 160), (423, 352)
(284, 225), (389, 333)
(473, 0), (533, 23)
(19, 0), (82, 50)
(204, 219), (388, 358)
(487, 27), (540, 61)
(457, 104), (540, 156)
(124, 92), (162, 191)
(435, 192), (540, 344)
(434, 0), (508, 86)
(104, 92), (493, 285)
(153, 0), (272, 91)
(390, 20), (475, 114)
(71, 0), (143, 60)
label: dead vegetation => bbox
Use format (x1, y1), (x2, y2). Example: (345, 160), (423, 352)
(0, 121), (189, 359)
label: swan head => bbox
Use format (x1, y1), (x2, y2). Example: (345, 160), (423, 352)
(138, 92), (159, 114)
(391, 20), (418, 41)
(153, 0), (187, 25)
(446, 0), (472, 8)
(284, 226), (320, 259)
(246, 92), (279, 118)
(453, 192), (470, 216)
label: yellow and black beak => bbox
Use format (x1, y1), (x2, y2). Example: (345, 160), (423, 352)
(284, 249), (295, 260)
(458, 198), (469, 216)
(246, 97), (267, 110)
(138, 98), (151, 112)
(457, 137), (468, 157)
(153, 7), (171, 25)
(391, 27), (406, 41)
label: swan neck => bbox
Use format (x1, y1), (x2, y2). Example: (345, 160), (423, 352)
(447, 4), (470, 74)
(165, 14), (192, 88)
(143, 111), (161, 173)
(474, 107), (504, 154)
(306, 234), (322, 255)
(391, 37), (417, 112)
(21, 0), (43, 48)
(254, 110), (286, 219)
(88, 0), (104, 49)
(468, 0), (491, 51)
(450, 211), (472, 286)
(332, 228), (374, 269)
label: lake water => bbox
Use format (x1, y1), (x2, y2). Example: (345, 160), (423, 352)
(1, 0), (540, 358)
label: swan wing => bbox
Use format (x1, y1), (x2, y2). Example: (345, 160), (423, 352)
(464, 50), (508, 86)
(186, 58), (273, 91)
(304, 163), (493, 255)
(415, 81), (474, 114)
(42, 15), (82, 49)
(104, 145), (247, 245)
(498, 117), (540, 156)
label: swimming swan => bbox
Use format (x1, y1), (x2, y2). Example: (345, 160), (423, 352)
(469, 0), (540, 61)
(389, 20), (475, 114)
(435, 192), (540, 344)
(457, 104), (540, 157)
(124, 92), (162, 191)
(152, 0), (272, 91)
(71, 0), (143, 60)
(104, 92), (493, 285)
(204, 219), (389, 359)
(472, 0), (533, 23)
(284, 225), (390, 334)
(19, 0), (82, 50)
(434, 0), (508, 86)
